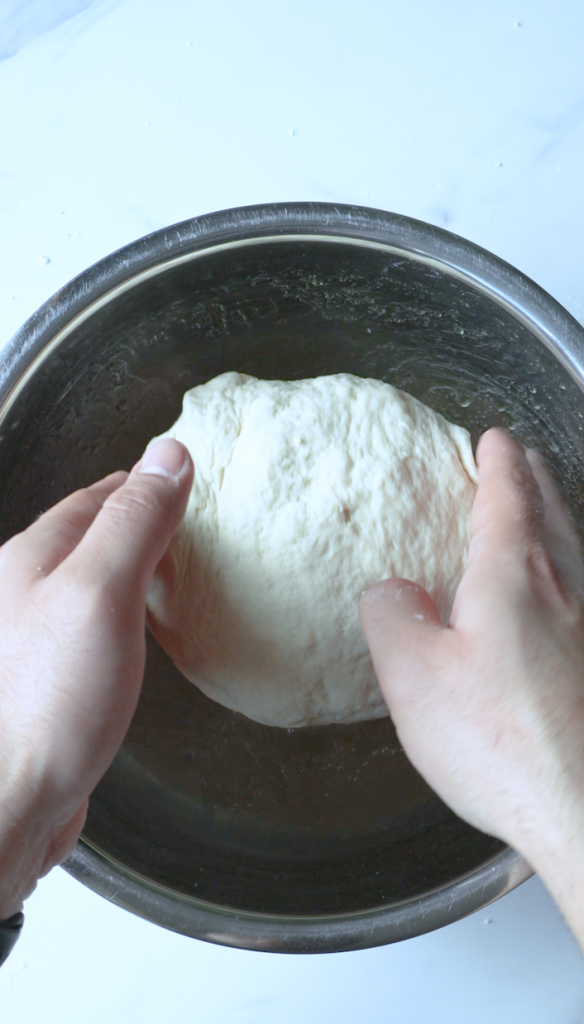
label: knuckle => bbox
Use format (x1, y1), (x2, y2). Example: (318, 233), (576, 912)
(102, 483), (166, 524)
(510, 463), (542, 505)
(526, 543), (573, 607)
(500, 540), (565, 607)
(46, 488), (94, 519)
(49, 500), (92, 533)
(505, 468), (544, 534)
(525, 544), (557, 590)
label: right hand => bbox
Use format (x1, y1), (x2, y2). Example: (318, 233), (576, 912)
(360, 428), (584, 942)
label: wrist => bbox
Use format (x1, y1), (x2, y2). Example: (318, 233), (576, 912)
(0, 806), (48, 919)
(0, 760), (56, 919)
(507, 782), (584, 946)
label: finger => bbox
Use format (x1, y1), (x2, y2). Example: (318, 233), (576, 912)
(452, 429), (553, 627)
(471, 428), (544, 552)
(70, 439), (193, 597)
(458, 429), (543, 590)
(526, 449), (584, 600)
(359, 578), (442, 706)
(0, 472), (128, 581)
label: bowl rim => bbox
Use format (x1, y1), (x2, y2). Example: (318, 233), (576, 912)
(3, 202), (584, 406)
(4, 200), (582, 952)
(63, 838), (531, 954)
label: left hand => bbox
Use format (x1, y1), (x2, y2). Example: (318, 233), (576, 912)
(0, 438), (193, 918)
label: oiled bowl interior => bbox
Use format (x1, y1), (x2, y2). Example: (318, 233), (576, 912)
(1, 237), (583, 915)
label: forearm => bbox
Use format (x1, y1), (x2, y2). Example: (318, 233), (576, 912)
(538, 858), (584, 949)
(0, 817), (38, 968)
(0, 766), (53, 919)
(514, 798), (584, 950)
(0, 786), (85, 922)
(0, 810), (43, 920)
(0, 912), (24, 968)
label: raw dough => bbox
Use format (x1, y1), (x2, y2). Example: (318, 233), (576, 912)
(146, 372), (477, 728)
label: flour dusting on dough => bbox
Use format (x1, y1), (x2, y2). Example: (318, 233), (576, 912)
(147, 372), (477, 728)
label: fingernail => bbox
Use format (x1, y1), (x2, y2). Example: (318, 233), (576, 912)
(139, 438), (187, 479)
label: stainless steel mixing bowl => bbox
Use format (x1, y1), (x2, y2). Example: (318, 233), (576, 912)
(2, 203), (584, 953)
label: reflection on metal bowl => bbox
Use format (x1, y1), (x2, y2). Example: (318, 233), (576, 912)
(2, 203), (583, 953)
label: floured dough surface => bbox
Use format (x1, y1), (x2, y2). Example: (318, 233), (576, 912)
(147, 372), (477, 728)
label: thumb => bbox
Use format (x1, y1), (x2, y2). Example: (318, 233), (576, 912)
(359, 578), (442, 707)
(70, 438), (193, 595)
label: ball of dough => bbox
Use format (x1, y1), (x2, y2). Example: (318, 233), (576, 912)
(146, 372), (477, 728)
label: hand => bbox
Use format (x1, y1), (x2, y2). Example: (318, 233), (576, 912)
(360, 428), (584, 944)
(0, 438), (193, 919)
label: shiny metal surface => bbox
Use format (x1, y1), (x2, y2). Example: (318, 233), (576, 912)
(65, 841), (531, 954)
(1, 203), (584, 952)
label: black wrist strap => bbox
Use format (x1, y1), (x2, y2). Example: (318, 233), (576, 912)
(0, 912), (24, 967)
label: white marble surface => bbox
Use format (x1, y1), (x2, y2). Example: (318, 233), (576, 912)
(1, 0), (584, 1019)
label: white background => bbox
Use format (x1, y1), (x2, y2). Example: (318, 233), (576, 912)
(1, 1), (584, 1020)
